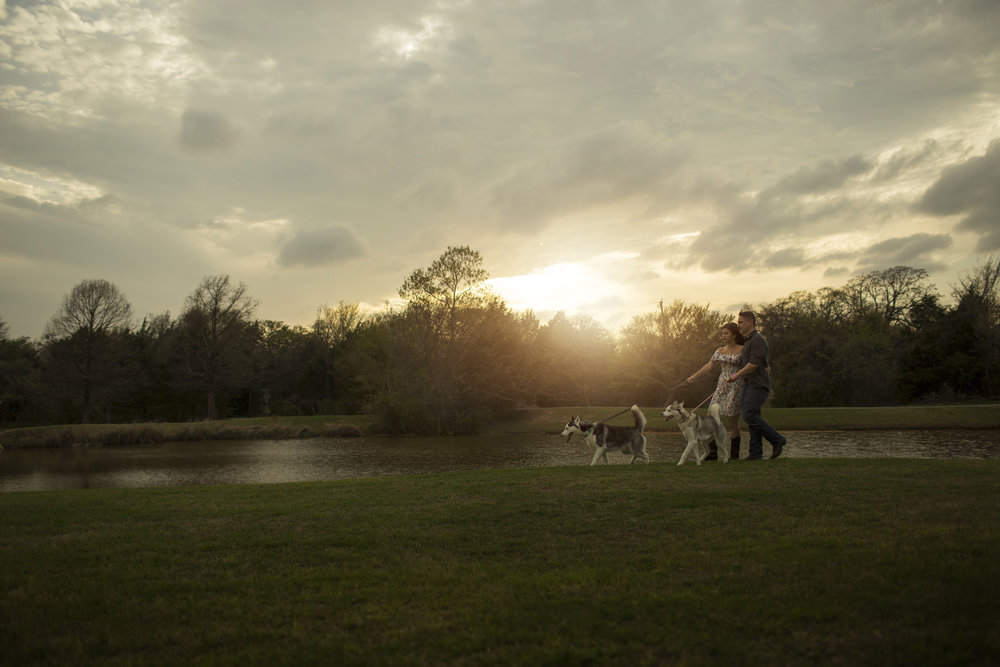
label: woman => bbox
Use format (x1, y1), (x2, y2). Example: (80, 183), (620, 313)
(685, 322), (745, 460)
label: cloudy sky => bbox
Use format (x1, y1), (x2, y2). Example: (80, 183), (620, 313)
(2, 0), (999, 339)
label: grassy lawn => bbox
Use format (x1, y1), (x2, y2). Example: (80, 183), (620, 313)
(0, 415), (371, 449)
(507, 403), (1000, 433)
(3, 403), (999, 448)
(2, 460), (998, 665)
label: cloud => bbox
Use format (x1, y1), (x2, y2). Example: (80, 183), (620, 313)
(763, 155), (873, 198)
(856, 233), (953, 271)
(873, 140), (940, 181)
(1, 0), (999, 338)
(487, 120), (687, 232)
(767, 247), (808, 268)
(180, 109), (239, 153)
(916, 141), (1000, 251)
(277, 225), (367, 268)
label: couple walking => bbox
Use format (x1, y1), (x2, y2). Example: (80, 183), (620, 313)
(685, 310), (786, 460)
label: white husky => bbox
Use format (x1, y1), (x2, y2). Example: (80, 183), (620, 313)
(560, 405), (649, 465)
(662, 401), (729, 465)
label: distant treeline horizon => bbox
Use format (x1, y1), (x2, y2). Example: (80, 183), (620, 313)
(1, 247), (998, 434)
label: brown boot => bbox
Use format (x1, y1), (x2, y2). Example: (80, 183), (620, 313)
(730, 436), (741, 460)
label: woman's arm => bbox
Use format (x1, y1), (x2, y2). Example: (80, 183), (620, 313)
(686, 352), (721, 383)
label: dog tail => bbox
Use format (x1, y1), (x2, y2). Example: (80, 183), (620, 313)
(630, 404), (647, 431)
(709, 402), (721, 421)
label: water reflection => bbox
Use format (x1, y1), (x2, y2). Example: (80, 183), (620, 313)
(1, 430), (998, 493)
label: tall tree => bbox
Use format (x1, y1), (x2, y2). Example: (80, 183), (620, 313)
(398, 245), (490, 346)
(251, 320), (317, 415)
(952, 256), (1000, 396)
(380, 246), (500, 433)
(896, 294), (973, 401)
(313, 301), (365, 404)
(0, 318), (40, 424)
(173, 275), (258, 419)
(42, 279), (133, 423)
(826, 266), (935, 329)
(617, 300), (727, 406)
(131, 312), (186, 421)
(537, 312), (617, 406)
(755, 291), (840, 406)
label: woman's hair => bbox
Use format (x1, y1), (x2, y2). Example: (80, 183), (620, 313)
(723, 321), (745, 345)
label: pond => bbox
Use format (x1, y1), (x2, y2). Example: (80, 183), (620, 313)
(1, 429), (998, 493)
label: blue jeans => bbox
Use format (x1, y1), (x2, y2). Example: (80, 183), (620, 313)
(741, 384), (784, 459)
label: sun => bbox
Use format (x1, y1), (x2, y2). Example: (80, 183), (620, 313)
(488, 263), (619, 317)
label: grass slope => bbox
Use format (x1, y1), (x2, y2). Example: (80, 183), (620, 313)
(3, 404), (999, 448)
(2, 460), (998, 665)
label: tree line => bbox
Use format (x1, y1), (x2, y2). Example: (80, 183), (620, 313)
(1, 248), (998, 433)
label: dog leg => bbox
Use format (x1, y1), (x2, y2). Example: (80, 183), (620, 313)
(591, 446), (608, 466)
(715, 425), (731, 463)
(678, 439), (699, 466)
(694, 440), (708, 465)
(676, 441), (688, 465)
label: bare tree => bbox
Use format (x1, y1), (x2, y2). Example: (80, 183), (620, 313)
(313, 301), (365, 400)
(314, 301), (364, 347)
(45, 279), (133, 340)
(954, 256), (1000, 394)
(954, 255), (1000, 307)
(173, 275), (258, 419)
(617, 299), (727, 405)
(42, 279), (133, 423)
(827, 266), (935, 328)
(537, 311), (617, 406)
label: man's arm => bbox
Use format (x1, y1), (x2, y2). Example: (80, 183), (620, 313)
(727, 363), (758, 383)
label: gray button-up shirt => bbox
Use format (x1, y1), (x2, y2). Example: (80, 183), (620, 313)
(741, 330), (771, 390)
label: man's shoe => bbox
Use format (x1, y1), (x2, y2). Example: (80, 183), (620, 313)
(770, 439), (786, 459)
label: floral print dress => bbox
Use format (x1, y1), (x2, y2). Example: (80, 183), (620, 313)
(710, 348), (744, 417)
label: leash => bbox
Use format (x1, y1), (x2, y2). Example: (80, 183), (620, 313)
(595, 406), (632, 425)
(668, 369), (721, 412)
(691, 391), (715, 411)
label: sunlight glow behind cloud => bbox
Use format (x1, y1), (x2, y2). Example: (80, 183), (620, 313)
(489, 263), (621, 316)
(374, 16), (451, 61)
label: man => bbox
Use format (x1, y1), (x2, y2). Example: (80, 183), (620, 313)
(727, 310), (786, 460)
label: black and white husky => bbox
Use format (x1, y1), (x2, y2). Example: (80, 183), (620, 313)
(560, 404), (649, 465)
(662, 400), (729, 465)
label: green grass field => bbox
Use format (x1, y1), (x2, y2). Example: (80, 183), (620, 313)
(3, 403), (999, 449)
(508, 403), (1000, 433)
(2, 460), (998, 665)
